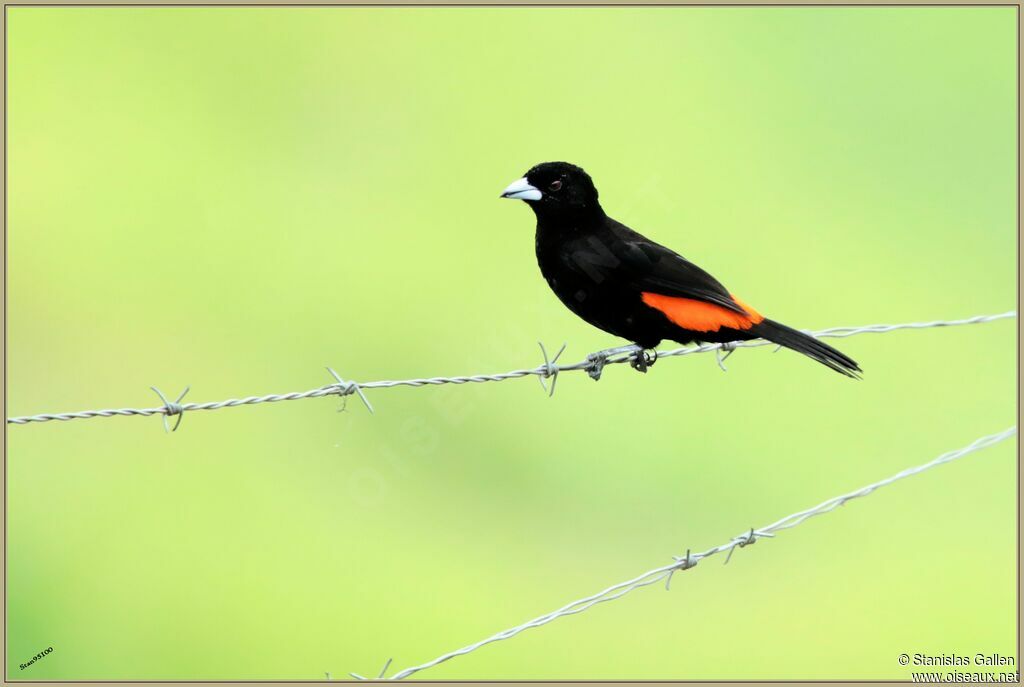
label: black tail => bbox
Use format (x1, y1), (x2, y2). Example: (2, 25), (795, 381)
(750, 319), (861, 378)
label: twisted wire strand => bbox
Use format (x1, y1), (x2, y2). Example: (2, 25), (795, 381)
(7, 311), (1015, 427)
(369, 426), (1016, 681)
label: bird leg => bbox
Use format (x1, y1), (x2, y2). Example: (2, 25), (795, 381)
(585, 344), (653, 381)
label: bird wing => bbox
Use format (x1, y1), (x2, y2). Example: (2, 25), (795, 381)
(562, 218), (750, 316)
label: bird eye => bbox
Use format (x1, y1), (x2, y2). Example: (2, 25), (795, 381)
(548, 180), (562, 192)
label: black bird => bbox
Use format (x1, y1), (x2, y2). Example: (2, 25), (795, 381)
(500, 161), (860, 379)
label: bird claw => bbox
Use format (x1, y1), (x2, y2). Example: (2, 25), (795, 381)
(585, 344), (649, 381)
(630, 349), (657, 374)
(586, 351), (610, 381)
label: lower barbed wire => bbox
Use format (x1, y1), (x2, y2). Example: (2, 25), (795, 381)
(371, 425), (1015, 681)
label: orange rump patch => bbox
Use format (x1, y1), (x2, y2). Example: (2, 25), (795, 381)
(641, 292), (764, 332)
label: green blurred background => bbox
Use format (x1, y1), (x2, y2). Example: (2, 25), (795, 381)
(7, 6), (1017, 680)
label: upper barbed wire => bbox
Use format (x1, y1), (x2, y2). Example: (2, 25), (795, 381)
(6, 311), (1015, 427)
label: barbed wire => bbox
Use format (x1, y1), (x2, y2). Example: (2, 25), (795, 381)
(344, 425), (1016, 681)
(7, 311), (1015, 429)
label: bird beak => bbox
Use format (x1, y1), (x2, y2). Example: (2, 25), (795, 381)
(500, 177), (542, 201)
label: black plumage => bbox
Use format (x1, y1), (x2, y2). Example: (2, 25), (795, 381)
(501, 161), (860, 378)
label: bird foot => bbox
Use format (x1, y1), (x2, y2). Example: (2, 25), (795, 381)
(630, 349), (658, 374)
(586, 344), (653, 381)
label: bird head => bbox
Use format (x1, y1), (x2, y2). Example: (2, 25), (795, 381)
(500, 161), (603, 220)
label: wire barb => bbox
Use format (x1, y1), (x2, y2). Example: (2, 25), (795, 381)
(326, 367), (374, 414)
(715, 342), (737, 372)
(350, 657), (393, 681)
(724, 527), (767, 564)
(149, 385), (190, 432)
(536, 342), (567, 397)
(665, 548), (697, 590)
